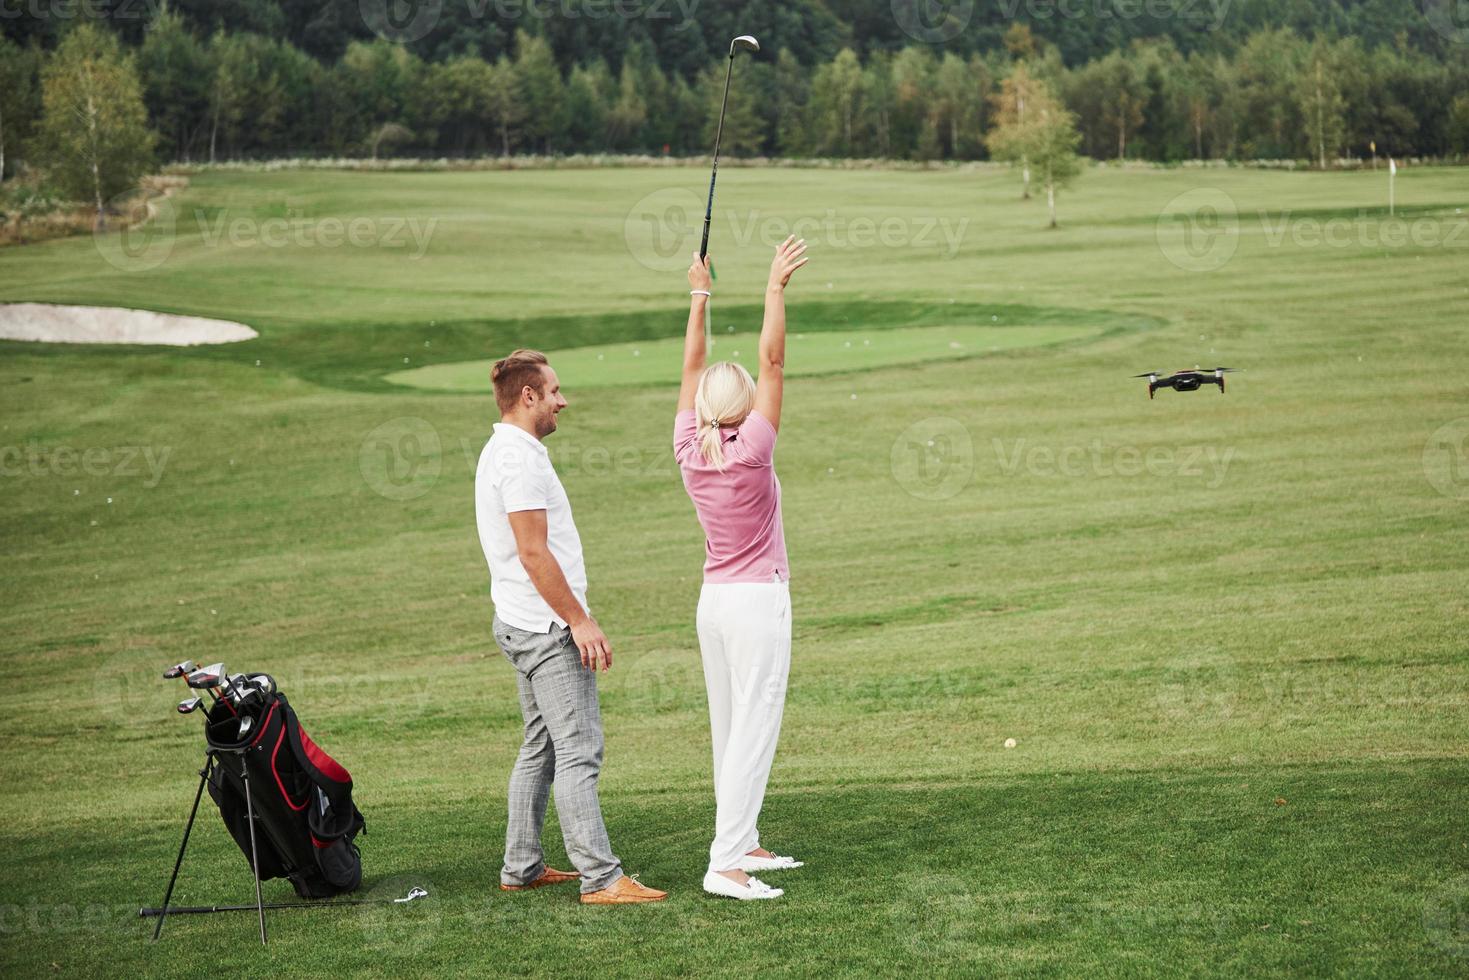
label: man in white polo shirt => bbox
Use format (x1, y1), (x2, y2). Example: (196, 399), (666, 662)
(475, 348), (667, 905)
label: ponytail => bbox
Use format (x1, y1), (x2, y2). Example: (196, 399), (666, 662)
(693, 361), (756, 472)
(699, 420), (727, 471)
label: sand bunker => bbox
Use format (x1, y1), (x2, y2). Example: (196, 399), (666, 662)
(0, 303), (257, 346)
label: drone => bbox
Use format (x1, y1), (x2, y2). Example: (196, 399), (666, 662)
(1132, 366), (1236, 399)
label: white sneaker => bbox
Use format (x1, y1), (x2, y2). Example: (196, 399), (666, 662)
(738, 853), (804, 872)
(703, 871), (783, 900)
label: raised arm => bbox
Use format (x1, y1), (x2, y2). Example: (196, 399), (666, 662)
(677, 253), (713, 413)
(754, 236), (809, 432)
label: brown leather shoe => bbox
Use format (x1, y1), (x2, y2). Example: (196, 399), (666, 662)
(579, 875), (668, 905)
(500, 867), (579, 891)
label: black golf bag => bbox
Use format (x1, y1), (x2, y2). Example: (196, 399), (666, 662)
(204, 685), (365, 899)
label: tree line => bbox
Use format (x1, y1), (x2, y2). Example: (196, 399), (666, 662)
(3, 12), (1466, 182)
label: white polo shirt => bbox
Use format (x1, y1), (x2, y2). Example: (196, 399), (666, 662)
(475, 422), (588, 632)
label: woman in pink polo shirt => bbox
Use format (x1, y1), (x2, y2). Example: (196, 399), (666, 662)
(673, 236), (809, 901)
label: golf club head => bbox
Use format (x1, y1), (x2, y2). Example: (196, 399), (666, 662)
(249, 674), (276, 697)
(238, 715), (254, 738)
(222, 674), (250, 705)
(163, 660), (196, 680)
(176, 696), (204, 714)
(233, 676), (267, 709)
(186, 663), (225, 690)
(730, 34), (759, 55)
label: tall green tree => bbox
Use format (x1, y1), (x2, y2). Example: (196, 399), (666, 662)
(137, 9), (210, 162)
(514, 31), (566, 154)
(889, 46), (935, 159)
(700, 58), (763, 157)
(32, 23), (156, 224)
(1097, 51), (1146, 160)
(1032, 103), (1084, 228)
(485, 56), (526, 157)
(1298, 37), (1348, 168)
(808, 49), (864, 156)
(989, 79), (1082, 228)
(606, 60), (649, 152)
(564, 60), (612, 154)
(421, 55), (496, 156)
(0, 38), (43, 181)
(773, 47), (811, 157)
(859, 51), (894, 159)
(990, 64), (1046, 198)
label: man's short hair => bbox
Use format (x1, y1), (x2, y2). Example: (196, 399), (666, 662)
(491, 349), (550, 413)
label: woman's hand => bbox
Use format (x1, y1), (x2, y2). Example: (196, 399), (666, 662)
(767, 235), (808, 291)
(688, 252), (712, 292)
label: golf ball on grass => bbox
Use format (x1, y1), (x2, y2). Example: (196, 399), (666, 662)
(1004, 738), (1017, 749)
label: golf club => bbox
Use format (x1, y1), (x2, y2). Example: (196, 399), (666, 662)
(699, 34), (760, 264)
(188, 664), (236, 716)
(140, 886), (429, 918)
(177, 697), (204, 715)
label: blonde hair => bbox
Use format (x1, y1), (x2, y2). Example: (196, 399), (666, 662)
(694, 361), (756, 471)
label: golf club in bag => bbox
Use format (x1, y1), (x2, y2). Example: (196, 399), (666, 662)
(147, 666), (367, 944)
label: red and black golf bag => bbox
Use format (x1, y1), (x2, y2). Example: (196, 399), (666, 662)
(204, 686), (366, 899)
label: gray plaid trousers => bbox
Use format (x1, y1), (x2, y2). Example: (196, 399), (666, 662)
(493, 616), (623, 893)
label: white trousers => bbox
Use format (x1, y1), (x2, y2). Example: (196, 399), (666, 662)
(697, 579), (792, 873)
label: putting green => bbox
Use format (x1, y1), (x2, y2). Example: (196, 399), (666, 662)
(386, 322), (1100, 392)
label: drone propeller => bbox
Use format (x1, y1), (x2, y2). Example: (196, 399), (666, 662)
(1131, 372), (1162, 379)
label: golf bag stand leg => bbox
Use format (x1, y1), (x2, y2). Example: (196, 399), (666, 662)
(152, 754), (215, 941)
(240, 755), (268, 945)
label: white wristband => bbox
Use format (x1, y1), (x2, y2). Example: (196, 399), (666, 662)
(690, 289), (711, 298)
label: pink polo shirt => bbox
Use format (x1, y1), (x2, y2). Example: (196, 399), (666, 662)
(674, 409), (789, 584)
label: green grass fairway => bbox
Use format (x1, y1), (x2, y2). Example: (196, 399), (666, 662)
(387, 322), (1103, 391)
(1, 163), (1467, 977)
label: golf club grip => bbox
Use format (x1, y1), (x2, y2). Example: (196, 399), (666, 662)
(700, 216), (711, 259)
